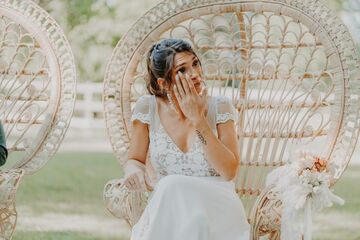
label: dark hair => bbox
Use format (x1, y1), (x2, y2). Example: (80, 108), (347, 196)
(146, 38), (200, 98)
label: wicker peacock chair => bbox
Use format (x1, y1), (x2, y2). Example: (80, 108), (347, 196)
(0, 1), (76, 239)
(103, 0), (360, 239)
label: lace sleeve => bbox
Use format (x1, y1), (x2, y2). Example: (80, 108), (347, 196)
(131, 95), (151, 124)
(216, 96), (238, 124)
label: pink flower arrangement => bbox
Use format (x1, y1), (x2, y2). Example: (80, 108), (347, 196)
(266, 151), (344, 240)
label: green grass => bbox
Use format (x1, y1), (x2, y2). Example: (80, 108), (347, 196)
(314, 230), (360, 240)
(13, 231), (124, 240)
(313, 166), (360, 240)
(328, 166), (360, 213)
(6, 152), (360, 239)
(15, 152), (122, 215)
(11, 152), (127, 240)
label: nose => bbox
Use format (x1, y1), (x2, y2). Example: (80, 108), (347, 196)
(188, 67), (199, 80)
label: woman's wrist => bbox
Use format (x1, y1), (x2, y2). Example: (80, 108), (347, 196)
(124, 159), (145, 175)
(194, 117), (211, 145)
(192, 115), (207, 128)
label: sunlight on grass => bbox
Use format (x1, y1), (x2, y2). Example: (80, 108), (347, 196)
(11, 152), (360, 239)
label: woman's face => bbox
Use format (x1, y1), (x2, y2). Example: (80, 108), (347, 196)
(170, 51), (203, 94)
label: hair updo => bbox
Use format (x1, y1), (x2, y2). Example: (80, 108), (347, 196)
(146, 38), (200, 98)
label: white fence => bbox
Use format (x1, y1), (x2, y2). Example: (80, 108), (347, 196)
(70, 82), (105, 130)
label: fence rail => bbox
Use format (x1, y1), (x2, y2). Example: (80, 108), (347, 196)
(71, 82), (105, 130)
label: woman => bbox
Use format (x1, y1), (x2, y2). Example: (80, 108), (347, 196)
(124, 39), (250, 240)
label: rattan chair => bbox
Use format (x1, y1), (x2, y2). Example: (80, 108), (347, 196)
(0, 1), (76, 239)
(103, 0), (360, 239)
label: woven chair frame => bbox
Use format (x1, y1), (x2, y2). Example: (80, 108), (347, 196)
(0, 1), (76, 239)
(0, 169), (23, 239)
(0, 0), (76, 174)
(103, 0), (360, 236)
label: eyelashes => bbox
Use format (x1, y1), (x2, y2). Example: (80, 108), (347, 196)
(178, 68), (186, 73)
(176, 60), (200, 73)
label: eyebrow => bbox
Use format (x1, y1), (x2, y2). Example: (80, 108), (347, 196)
(175, 56), (197, 69)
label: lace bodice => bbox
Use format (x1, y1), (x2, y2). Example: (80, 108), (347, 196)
(131, 95), (238, 180)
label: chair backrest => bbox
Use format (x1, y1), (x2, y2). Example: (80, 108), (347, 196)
(104, 0), (360, 216)
(0, 0), (76, 175)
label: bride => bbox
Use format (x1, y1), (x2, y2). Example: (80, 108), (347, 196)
(124, 38), (250, 240)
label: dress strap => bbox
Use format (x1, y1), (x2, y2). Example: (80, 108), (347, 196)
(149, 95), (160, 131)
(149, 95), (155, 129)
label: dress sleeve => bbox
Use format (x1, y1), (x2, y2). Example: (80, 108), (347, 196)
(216, 96), (238, 124)
(130, 95), (151, 125)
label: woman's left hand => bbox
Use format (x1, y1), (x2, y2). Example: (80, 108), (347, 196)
(173, 72), (208, 126)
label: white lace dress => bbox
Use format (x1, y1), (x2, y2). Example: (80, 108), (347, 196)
(130, 95), (250, 240)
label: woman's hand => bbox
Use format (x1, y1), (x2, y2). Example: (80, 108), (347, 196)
(173, 72), (208, 126)
(123, 159), (147, 192)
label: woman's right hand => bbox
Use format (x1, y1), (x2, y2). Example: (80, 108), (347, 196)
(123, 159), (147, 192)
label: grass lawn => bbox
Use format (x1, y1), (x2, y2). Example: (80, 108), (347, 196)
(5, 152), (360, 239)
(11, 152), (129, 240)
(14, 231), (123, 240)
(313, 165), (360, 240)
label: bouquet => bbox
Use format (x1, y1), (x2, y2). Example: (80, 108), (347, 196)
(266, 151), (344, 240)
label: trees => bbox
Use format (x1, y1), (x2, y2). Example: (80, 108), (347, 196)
(34, 0), (349, 82)
(37, 0), (160, 82)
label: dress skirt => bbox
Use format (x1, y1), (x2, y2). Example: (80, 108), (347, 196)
(131, 174), (250, 240)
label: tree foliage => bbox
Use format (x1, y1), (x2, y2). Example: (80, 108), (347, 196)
(34, 0), (354, 82)
(36, 0), (160, 82)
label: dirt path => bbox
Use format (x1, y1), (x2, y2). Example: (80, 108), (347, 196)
(15, 211), (359, 238)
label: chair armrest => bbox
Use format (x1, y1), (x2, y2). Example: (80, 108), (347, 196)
(0, 169), (24, 209)
(0, 169), (24, 239)
(249, 185), (282, 240)
(103, 178), (148, 228)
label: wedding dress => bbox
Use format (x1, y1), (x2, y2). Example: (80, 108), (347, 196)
(130, 94), (250, 240)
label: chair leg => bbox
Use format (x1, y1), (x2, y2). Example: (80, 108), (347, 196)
(0, 169), (24, 240)
(269, 231), (280, 240)
(0, 202), (19, 240)
(250, 230), (279, 240)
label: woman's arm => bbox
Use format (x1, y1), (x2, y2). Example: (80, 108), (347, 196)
(195, 117), (239, 181)
(127, 120), (149, 165)
(123, 120), (150, 191)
